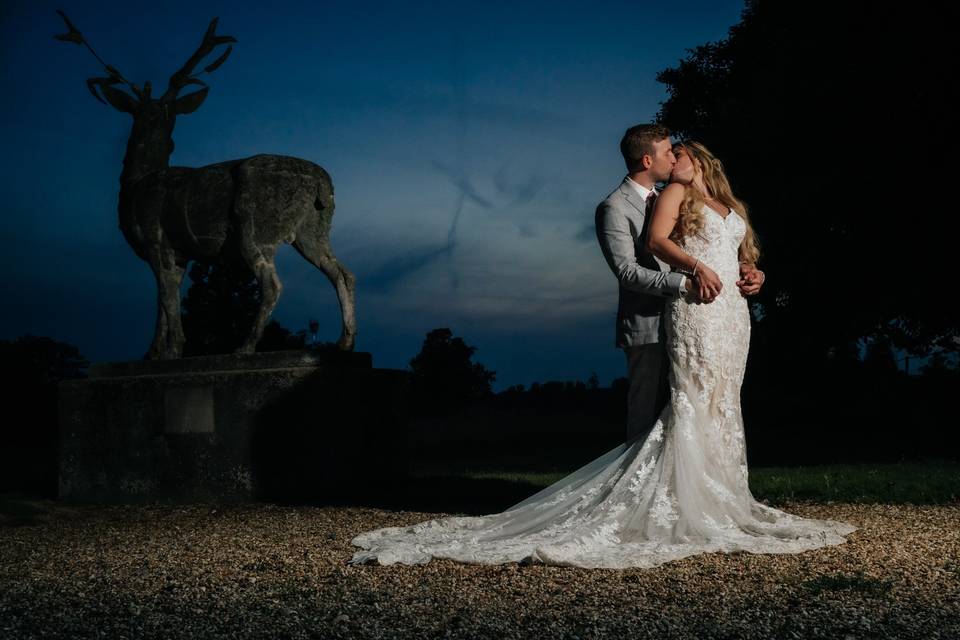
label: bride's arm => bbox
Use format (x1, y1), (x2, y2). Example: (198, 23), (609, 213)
(646, 183), (698, 272)
(647, 183), (723, 299)
(595, 198), (688, 298)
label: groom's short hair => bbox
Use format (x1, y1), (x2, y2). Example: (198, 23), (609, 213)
(621, 124), (671, 171)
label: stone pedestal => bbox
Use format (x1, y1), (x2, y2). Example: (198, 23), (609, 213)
(57, 350), (410, 504)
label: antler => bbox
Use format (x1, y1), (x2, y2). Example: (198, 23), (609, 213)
(162, 17), (237, 102)
(54, 9), (145, 104)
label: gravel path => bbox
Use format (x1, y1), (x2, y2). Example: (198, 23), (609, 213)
(1, 501), (958, 639)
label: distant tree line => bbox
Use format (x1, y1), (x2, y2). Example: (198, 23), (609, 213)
(2, 322), (957, 498)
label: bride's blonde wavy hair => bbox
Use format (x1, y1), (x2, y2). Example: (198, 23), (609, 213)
(671, 141), (761, 265)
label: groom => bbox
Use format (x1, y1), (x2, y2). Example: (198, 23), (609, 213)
(594, 123), (765, 442)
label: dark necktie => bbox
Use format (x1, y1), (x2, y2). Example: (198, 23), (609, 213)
(645, 190), (658, 214)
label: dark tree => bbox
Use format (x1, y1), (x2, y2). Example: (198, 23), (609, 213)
(259, 321), (311, 352)
(409, 328), (496, 415)
(0, 335), (88, 384)
(655, 0), (959, 370)
(920, 351), (957, 378)
(180, 254), (307, 356)
(862, 336), (899, 376)
(652, 0), (960, 464)
(587, 372), (600, 390)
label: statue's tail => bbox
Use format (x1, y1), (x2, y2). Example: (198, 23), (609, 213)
(314, 188), (334, 213)
(312, 167), (335, 216)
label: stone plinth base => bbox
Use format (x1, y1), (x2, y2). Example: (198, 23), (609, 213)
(57, 350), (409, 504)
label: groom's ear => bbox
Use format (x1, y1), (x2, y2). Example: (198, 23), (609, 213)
(641, 154), (654, 170)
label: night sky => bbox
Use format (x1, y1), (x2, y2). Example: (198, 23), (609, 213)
(1, 0), (746, 390)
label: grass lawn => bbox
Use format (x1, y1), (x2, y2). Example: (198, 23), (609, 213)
(414, 461), (960, 505)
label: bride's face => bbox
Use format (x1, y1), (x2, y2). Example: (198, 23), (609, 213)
(670, 148), (696, 184)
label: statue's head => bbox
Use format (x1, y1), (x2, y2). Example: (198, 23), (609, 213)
(55, 10), (236, 145)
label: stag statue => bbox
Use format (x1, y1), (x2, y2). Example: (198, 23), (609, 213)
(54, 11), (356, 359)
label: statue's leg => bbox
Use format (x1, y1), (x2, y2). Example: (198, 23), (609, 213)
(292, 227), (357, 351)
(162, 257), (188, 357)
(236, 242), (283, 355)
(144, 261), (168, 360)
(144, 249), (186, 359)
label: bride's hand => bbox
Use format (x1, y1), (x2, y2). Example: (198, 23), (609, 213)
(695, 265), (722, 302)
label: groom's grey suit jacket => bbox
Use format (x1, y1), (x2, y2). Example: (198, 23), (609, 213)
(595, 177), (687, 348)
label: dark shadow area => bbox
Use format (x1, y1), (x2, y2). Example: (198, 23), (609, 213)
(0, 336), (87, 499)
(247, 364), (558, 514)
(249, 366), (411, 506)
(740, 338), (960, 467)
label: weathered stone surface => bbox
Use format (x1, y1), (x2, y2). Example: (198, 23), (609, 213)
(163, 386), (215, 434)
(58, 351), (409, 504)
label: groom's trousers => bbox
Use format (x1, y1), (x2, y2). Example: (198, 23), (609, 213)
(624, 343), (670, 444)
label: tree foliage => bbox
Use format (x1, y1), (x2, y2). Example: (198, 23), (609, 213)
(180, 254), (308, 356)
(655, 0), (959, 365)
(409, 328), (496, 415)
(0, 335), (88, 385)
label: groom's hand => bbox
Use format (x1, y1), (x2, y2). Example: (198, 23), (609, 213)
(737, 263), (765, 296)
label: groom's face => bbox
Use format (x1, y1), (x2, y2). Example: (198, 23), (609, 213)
(646, 138), (677, 182)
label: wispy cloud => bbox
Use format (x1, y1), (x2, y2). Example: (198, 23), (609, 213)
(431, 160), (495, 210)
(351, 212), (617, 333)
(358, 244), (452, 293)
(493, 162), (547, 207)
(574, 223), (596, 243)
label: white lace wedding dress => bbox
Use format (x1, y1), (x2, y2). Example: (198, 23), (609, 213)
(348, 205), (857, 569)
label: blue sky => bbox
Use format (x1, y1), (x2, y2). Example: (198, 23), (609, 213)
(1, 0), (746, 389)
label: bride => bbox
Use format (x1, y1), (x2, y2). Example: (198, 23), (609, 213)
(348, 140), (857, 569)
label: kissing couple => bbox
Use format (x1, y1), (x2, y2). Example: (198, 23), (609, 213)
(348, 124), (856, 569)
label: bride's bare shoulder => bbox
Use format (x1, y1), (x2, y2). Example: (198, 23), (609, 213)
(661, 182), (686, 198)
(655, 182), (686, 208)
